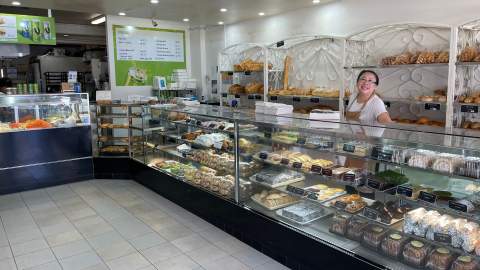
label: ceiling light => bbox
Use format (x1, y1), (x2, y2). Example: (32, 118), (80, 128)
(218, 21), (224, 25)
(118, 12), (126, 16)
(312, 0), (320, 3)
(11, 1), (21, 5)
(91, 16), (106, 25)
(258, 12), (265, 16)
(63, 34), (70, 37)
(150, 0), (159, 3)
(220, 8), (228, 12)
(183, 18), (189, 22)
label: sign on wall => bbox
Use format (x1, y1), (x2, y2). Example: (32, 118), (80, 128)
(113, 25), (187, 86)
(0, 13), (56, 45)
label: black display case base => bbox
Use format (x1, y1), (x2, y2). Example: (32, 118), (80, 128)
(93, 157), (136, 179)
(131, 161), (381, 270)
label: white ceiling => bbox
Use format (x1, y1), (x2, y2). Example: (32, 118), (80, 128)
(0, 0), (333, 26)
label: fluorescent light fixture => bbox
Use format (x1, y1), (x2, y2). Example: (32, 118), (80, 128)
(150, 0), (159, 3)
(183, 18), (189, 22)
(312, 0), (320, 3)
(11, 1), (21, 5)
(218, 21), (224, 25)
(220, 8), (227, 12)
(258, 12), (265, 16)
(118, 12), (126, 16)
(91, 16), (106, 25)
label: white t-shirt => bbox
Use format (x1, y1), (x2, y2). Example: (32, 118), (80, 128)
(347, 94), (387, 122)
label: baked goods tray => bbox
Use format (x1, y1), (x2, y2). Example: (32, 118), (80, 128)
(275, 206), (333, 226)
(249, 174), (305, 188)
(357, 213), (404, 227)
(250, 196), (299, 211)
(323, 196), (375, 214)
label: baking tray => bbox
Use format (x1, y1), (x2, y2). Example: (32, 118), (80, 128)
(358, 212), (404, 227)
(249, 174), (305, 188)
(275, 204), (333, 225)
(324, 196), (375, 214)
(250, 195), (299, 211)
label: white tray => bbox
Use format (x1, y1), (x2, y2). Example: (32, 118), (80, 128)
(275, 205), (332, 225)
(249, 174), (305, 188)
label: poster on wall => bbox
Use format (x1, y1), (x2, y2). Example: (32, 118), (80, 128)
(113, 25), (186, 86)
(0, 13), (56, 45)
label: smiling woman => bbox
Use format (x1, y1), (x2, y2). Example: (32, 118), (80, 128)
(345, 70), (392, 124)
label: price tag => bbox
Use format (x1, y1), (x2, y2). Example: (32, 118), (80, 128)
(367, 179), (381, 190)
(311, 165), (322, 174)
(345, 185), (358, 194)
(363, 207), (378, 220)
(244, 71), (251, 75)
(306, 192), (318, 200)
(255, 95), (262, 100)
(343, 173), (356, 182)
(396, 186), (413, 197)
(384, 101), (391, 108)
(461, 105), (479, 113)
(292, 162), (303, 169)
(371, 146), (393, 161)
(286, 185), (305, 196)
(342, 144), (356, 153)
(248, 95), (254, 100)
(264, 132), (272, 138)
(334, 201), (347, 210)
(227, 72), (233, 76)
(418, 191), (437, 204)
(235, 94), (241, 98)
(280, 158), (290, 165)
(270, 96), (278, 101)
(182, 152), (187, 158)
(293, 96), (301, 102)
(425, 103), (441, 111)
(434, 233), (452, 244)
(276, 40), (285, 48)
(259, 152), (268, 160)
(449, 200), (468, 213)
(221, 93), (228, 98)
(296, 137), (306, 145)
(310, 98), (320, 103)
(322, 168), (333, 176)
(344, 100), (350, 106)
(196, 120), (202, 126)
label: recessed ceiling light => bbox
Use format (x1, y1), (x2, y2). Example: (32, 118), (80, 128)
(218, 21), (224, 25)
(118, 12), (126, 16)
(150, 0), (159, 3)
(312, 0), (320, 4)
(183, 18), (189, 22)
(11, 1), (21, 5)
(220, 8), (228, 12)
(91, 16), (106, 25)
(258, 12), (265, 16)
(63, 34), (70, 37)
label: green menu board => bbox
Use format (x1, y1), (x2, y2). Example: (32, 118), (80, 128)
(113, 25), (187, 86)
(0, 13), (56, 45)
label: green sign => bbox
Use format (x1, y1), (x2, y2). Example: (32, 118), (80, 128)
(113, 25), (187, 86)
(0, 13), (56, 45)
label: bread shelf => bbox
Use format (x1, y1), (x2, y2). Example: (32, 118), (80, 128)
(344, 63), (449, 69)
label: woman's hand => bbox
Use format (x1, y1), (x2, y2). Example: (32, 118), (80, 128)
(377, 112), (393, 124)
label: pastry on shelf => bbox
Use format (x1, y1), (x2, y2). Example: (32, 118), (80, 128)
(304, 185), (345, 202)
(245, 82), (264, 94)
(228, 84), (245, 94)
(329, 213), (351, 236)
(425, 247), (456, 270)
(402, 240), (432, 268)
(181, 130), (204, 141)
(277, 201), (328, 224)
(416, 51), (436, 64)
(382, 56), (396, 66)
(345, 217), (369, 241)
(329, 194), (367, 213)
(167, 112), (188, 121)
(459, 46), (478, 62)
(393, 52), (413, 65)
(362, 224), (388, 250)
(252, 168), (304, 187)
(450, 256), (479, 270)
(435, 51), (450, 63)
(271, 131), (299, 144)
(251, 190), (298, 209)
(380, 233), (409, 259)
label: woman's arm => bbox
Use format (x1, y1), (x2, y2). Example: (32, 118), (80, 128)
(377, 112), (392, 123)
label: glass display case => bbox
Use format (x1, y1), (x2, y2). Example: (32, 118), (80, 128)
(0, 93), (90, 132)
(136, 104), (480, 270)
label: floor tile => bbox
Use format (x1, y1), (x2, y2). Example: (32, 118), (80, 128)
(197, 228), (234, 244)
(186, 244), (228, 266)
(0, 245), (13, 260)
(129, 232), (167, 251)
(24, 261), (62, 270)
(0, 258), (17, 270)
(11, 238), (49, 257)
(109, 217), (153, 240)
(95, 240), (136, 261)
(73, 216), (114, 238)
(64, 207), (97, 221)
(7, 229), (43, 245)
(140, 242), (183, 264)
(154, 254), (200, 270)
(58, 251), (103, 270)
(171, 234), (211, 253)
(51, 239), (92, 260)
(105, 252), (151, 270)
(201, 256), (250, 270)
(232, 249), (272, 268)
(253, 260), (290, 270)
(212, 238), (251, 254)
(15, 248), (56, 270)
(45, 230), (83, 247)
(40, 221), (76, 237)
(156, 224), (194, 241)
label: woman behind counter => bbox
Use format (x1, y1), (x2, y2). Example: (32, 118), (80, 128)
(346, 70), (392, 124)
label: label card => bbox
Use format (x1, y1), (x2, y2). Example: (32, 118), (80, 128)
(425, 103), (441, 111)
(461, 105), (479, 113)
(363, 207), (378, 220)
(342, 144), (356, 153)
(418, 191), (437, 204)
(270, 96), (278, 101)
(396, 186), (413, 197)
(343, 173), (356, 182)
(310, 165), (322, 174)
(310, 98), (320, 103)
(293, 97), (301, 102)
(434, 233), (452, 244)
(334, 201), (347, 210)
(449, 200), (468, 213)
(286, 185), (305, 196)
(292, 162), (303, 169)
(322, 168), (333, 176)
(296, 137), (306, 145)
(259, 152), (268, 160)
(367, 180), (381, 190)
(280, 158), (290, 165)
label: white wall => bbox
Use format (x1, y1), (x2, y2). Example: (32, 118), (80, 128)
(106, 15), (191, 100)
(225, 0), (480, 45)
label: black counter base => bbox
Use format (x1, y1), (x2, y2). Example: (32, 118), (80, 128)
(131, 161), (380, 270)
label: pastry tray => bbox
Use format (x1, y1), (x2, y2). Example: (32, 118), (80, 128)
(249, 174), (305, 188)
(357, 213), (404, 227)
(275, 204), (333, 225)
(324, 196), (375, 214)
(250, 195), (299, 211)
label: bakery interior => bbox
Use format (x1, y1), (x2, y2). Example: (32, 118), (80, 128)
(4, 0), (480, 270)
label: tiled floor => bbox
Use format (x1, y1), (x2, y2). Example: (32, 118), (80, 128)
(0, 180), (290, 270)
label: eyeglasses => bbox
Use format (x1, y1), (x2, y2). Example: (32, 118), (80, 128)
(359, 78), (377, 85)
